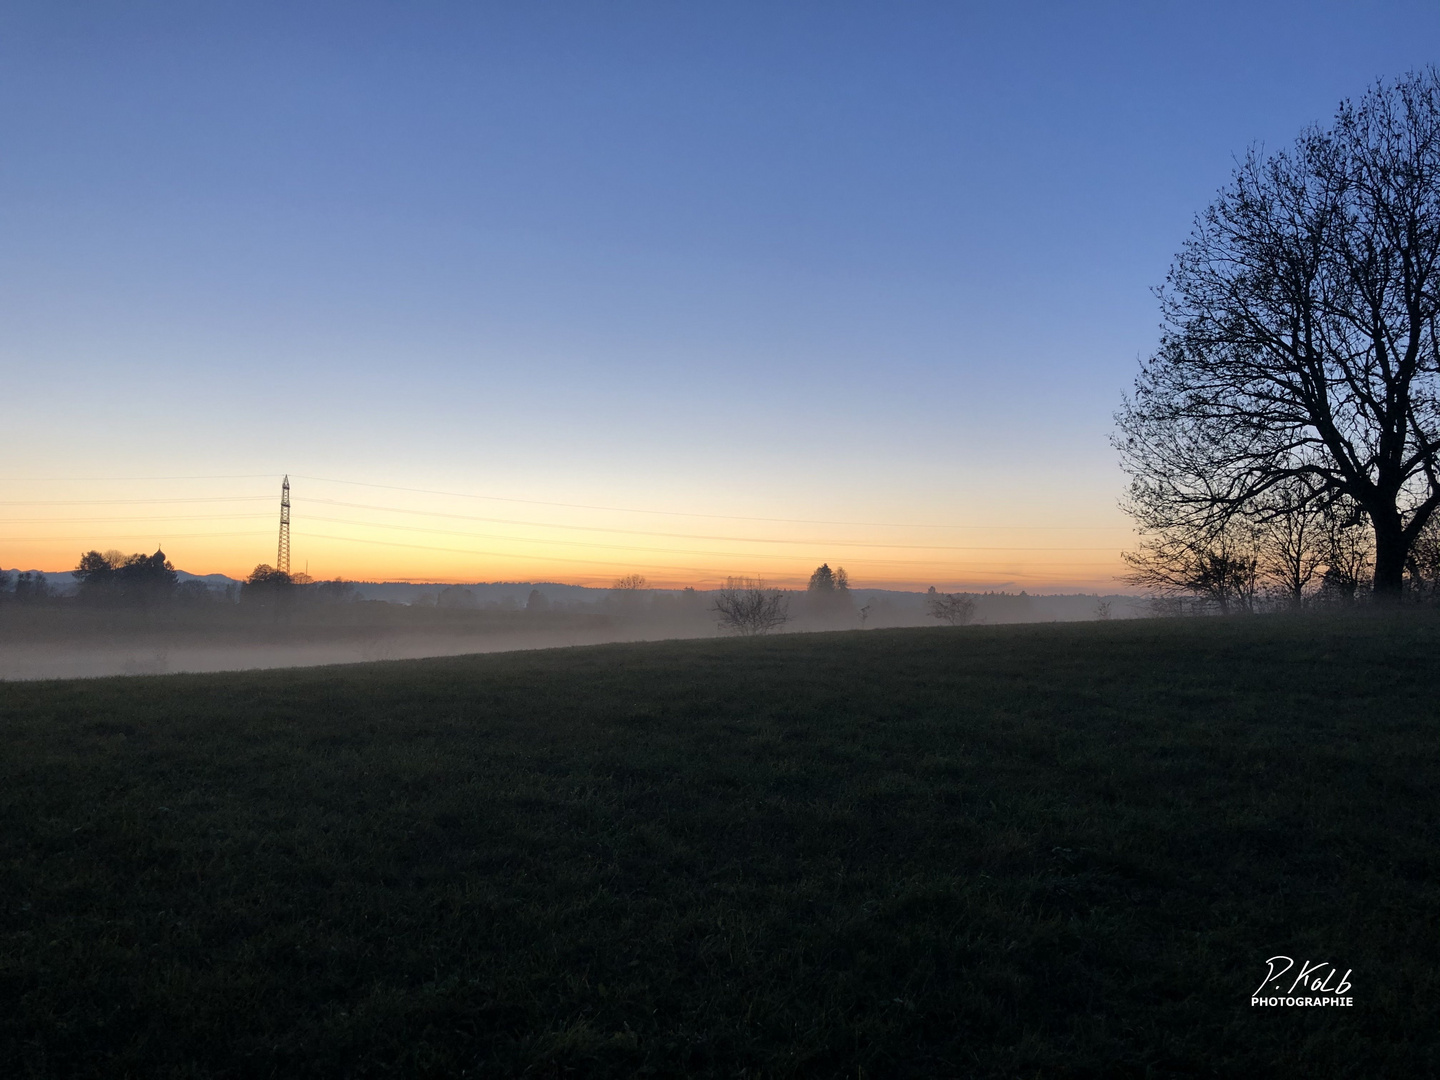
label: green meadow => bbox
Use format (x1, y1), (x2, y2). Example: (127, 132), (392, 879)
(2, 615), (1437, 1077)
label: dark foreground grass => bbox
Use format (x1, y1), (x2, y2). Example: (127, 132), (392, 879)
(2, 615), (1438, 1078)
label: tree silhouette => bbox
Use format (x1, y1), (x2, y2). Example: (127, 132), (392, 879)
(1116, 70), (1440, 599)
(73, 548), (176, 604)
(13, 571), (51, 603)
(807, 564), (836, 592)
(609, 573), (648, 614)
(73, 550), (117, 599)
(1122, 525), (1260, 615)
(117, 549), (177, 599)
(924, 586), (975, 626)
(436, 585), (478, 609)
(713, 577), (789, 636)
(805, 563), (856, 622)
(243, 564), (294, 605)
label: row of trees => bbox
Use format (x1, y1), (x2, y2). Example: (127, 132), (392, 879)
(1120, 491), (1385, 613)
(1116, 70), (1440, 608)
(0, 552), (355, 607)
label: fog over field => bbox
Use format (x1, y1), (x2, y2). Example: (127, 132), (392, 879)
(0, 571), (1142, 680)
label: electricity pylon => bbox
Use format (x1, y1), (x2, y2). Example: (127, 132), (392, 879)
(277, 475), (291, 575)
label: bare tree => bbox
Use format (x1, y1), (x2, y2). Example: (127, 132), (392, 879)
(924, 586), (976, 626)
(712, 577), (789, 636)
(1406, 510), (1440, 596)
(1116, 71), (1440, 600)
(1320, 506), (1375, 603)
(1123, 483), (1374, 612)
(608, 573), (648, 614)
(1121, 523), (1260, 614)
(1251, 483), (1330, 609)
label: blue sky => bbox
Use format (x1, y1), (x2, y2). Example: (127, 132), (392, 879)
(3, 2), (1438, 587)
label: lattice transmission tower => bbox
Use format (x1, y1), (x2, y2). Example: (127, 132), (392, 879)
(277, 475), (291, 575)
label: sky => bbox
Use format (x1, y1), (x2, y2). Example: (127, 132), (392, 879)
(3, 1), (1438, 590)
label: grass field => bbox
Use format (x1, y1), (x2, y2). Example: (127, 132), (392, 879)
(2, 615), (1438, 1077)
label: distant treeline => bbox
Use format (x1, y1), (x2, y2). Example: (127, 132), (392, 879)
(0, 551), (359, 608)
(0, 551), (1143, 627)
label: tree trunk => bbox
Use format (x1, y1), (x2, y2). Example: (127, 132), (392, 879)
(1372, 513), (1407, 600)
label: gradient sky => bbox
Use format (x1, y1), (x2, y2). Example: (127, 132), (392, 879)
(3, 2), (1438, 589)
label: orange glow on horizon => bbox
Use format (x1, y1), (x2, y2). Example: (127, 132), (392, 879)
(0, 475), (1137, 593)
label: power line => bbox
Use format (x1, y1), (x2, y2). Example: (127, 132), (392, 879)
(0, 530), (270, 543)
(0, 474), (1128, 583)
(294, 474), (1122, 531)
(296, 531), (720, 576)
(0, 496), (1132, 550)
(0, 514), (272, 524)
(304, 513), (1121, 556)
(1, 472), (1127, 532)
(0, 474), (278, 482)
(306, 497), (1128, 548)
(0, 497), (272, 506)
(295, 529), (1121, 571)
